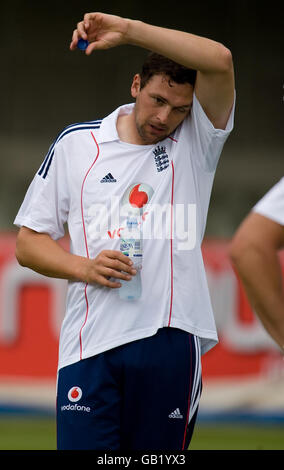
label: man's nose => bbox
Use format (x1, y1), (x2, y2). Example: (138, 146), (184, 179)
(156, 106), (171, 124)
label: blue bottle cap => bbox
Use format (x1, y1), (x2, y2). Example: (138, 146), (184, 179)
(77, 38), (89, 51)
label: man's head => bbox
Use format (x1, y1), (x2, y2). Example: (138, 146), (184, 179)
(130, 53), (196, 145)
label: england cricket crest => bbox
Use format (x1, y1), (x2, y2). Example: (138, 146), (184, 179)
(153, 146), (169, 173)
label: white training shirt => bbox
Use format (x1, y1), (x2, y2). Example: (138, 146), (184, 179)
(253, 177), (284, 226)
(14, 93), (235, 370)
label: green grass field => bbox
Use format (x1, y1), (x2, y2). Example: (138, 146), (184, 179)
(190, 422), (284, 450)
(0, 417), (283, 450)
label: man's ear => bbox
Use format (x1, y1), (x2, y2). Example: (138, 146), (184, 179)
(131, 74), (141, 99)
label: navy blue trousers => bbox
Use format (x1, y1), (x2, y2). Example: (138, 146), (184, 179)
(56, 327), (202, 450)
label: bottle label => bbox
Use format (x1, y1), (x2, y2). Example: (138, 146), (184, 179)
(120, 238), (142, 259)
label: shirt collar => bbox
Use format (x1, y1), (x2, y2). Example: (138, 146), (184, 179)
(97, 103), (135, 144)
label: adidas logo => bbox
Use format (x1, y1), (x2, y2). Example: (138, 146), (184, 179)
(100, 173), (117, 183)
(169, 408), (183, 419)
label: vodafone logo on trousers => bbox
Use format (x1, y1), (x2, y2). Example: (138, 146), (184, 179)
(60, 386), (91, 413)
(68, 386), (82, 402)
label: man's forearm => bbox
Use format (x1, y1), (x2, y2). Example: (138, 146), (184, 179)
(76, 13), (232, 74)
(125, 19), (232, 74)
(16, 228), (87, 282)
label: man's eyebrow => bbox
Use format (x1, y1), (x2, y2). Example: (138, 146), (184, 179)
(175, 103), (192, 110)
(151, 93), (167, 102)
(173, 102), (192, 111)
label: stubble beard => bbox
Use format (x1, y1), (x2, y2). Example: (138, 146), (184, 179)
(135, 118), (169, 145)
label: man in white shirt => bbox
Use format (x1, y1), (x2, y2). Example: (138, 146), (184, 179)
(14, 12), (235, 450)
(230, 178), (284, 352)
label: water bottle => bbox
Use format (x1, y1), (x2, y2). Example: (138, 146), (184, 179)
(119, 216), (142, 301)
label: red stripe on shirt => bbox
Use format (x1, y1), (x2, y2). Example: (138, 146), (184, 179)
(168, 160), (175, 326)
(79, 131), (100, 360)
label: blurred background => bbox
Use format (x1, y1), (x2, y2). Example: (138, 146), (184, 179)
(0, 0), (283, 450)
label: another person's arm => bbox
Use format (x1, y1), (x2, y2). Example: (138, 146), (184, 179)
(229, 213), (284, 350)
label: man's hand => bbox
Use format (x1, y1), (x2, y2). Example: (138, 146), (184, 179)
(70, 12), (130, 55)
(83, 249), (137, 288)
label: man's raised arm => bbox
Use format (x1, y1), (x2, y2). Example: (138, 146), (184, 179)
(70, 12), (235, 129)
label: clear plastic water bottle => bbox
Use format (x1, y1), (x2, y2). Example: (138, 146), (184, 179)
(119, 216), (142, 301)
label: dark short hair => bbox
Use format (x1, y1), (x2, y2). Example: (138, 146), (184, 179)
(140, 52), (197, 89)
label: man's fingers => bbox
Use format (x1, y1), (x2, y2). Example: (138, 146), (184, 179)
(85, 250), (137, 288)
(70, 28), (86, 50)
(70, 29), (79, 50)
(103, 267), (132, 281)
(83, 12), (95, 30)
(77, 21), (88, 40)
(85, 41), (99, 55)
(103, 250), (133, 265)
(70, 19), (89, 51)
(85, 39), (112, 55)
(96, 274), (121, 289)
(103, 254), (137, 275)
(98, 257), (136, 278)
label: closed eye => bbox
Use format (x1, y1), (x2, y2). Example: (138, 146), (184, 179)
(150, 94), (191, 114)
(153, 96), (166, 105)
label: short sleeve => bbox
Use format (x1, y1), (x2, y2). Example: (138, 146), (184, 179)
(14, 139), (70, 240)
(252, 177), (284, 226)
(189, 91), (236, 172)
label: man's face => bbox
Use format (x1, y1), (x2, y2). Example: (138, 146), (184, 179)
(131, 73), (194, 145)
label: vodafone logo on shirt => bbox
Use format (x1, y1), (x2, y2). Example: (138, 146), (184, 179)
(121, 183), (154, 214)
(87, 182), (154, 241)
